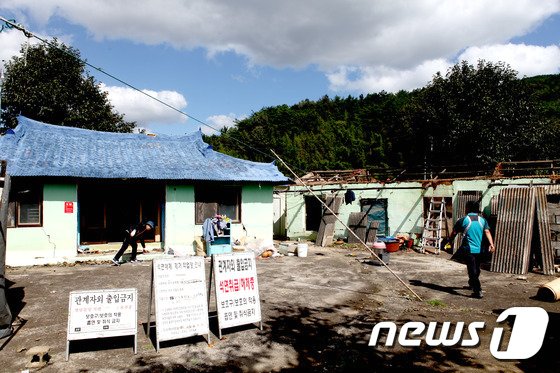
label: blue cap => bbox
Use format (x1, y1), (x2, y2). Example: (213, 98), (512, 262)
(146, 220), (155, 229)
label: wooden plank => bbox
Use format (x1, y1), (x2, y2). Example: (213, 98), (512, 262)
(322, 196), (342, 246)
(315, 195), (342, 247)
(315, 196), (334, 246)
(366, 221), (380, 244)
(322, 223), (336, 247)
(348, 212), (367, 244)
(315, 220), (327, 247)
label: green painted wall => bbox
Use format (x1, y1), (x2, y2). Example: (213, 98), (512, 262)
(286, 182), (430, 239)
(6, 183), (78, 265)
(5, 177), (552, 264)
(165, 185), (196, 252)
(285, 178), (554, 240)
(6, 183), (276, 264)
(164, 184), (274, 254)
(239, 184), (274, 241)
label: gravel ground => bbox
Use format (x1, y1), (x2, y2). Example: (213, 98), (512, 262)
(1, 244), (559, 372)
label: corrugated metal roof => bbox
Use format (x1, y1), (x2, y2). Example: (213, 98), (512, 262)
(534, 187), (555, 275)
(545, 184), (560, 195)
(0, 116), (289, 183)
(491, 187), (555, 275)
(452, 191), (482, 253)
(454, 191), (482, 221)
(491, 187), (535, 275)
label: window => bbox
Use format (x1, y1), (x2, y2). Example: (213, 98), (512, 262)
(195, 185), (241, 224)
(8, 184), (43, 227)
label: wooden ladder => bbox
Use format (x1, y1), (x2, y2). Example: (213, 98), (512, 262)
(421, 197), (447, 254)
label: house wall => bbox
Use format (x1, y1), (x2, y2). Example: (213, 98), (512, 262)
(164, 185), (196, 252)
(6, 183), (78, 266)
(6, 182), (276, 265)
(286, 182), (431, 239)
(164, 184), (274, 254)
(239, 184), (274, 241)
(284, 178), (554, 240)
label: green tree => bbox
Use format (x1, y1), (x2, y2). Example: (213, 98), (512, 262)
(405, 60), (548, 169)
(1, 40), (135, 132)
(206, 64), (560, 177)
(205, 92), (414, 175)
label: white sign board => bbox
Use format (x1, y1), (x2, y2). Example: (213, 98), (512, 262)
(213, 252), (262, 332)
(152, 257), (209, 345)
(67, 288), (137, 359)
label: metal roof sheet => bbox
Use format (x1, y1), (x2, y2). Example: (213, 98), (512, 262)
(491, 187), (555, 275)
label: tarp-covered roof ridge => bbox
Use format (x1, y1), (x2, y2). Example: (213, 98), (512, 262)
(0, 116), (289, 183)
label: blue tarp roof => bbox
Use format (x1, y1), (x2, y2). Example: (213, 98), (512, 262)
(0, 116), (289, 183)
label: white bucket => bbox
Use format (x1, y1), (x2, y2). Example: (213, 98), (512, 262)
(297, 243), (308, 257)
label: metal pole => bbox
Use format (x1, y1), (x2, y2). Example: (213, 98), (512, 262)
(271, 150), (423, 302)
(0, 60), (4, 126)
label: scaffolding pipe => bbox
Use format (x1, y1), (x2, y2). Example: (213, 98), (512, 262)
(271, 150), (423, 302)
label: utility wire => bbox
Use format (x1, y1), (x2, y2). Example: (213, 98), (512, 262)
(3, 17), (500, 179)
(0, 16), (288, 170)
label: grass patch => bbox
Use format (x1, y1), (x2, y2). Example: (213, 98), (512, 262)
(426, 299), (447, 307)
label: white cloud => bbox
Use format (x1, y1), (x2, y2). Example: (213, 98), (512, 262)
(203, 113), (245, 135)
(458, 44), (560, 78)
(2, 0), (560, 95)
(327, 43), (560, 93)
(99, 83), (188, 126)
(327, 59), (452, 93)
(0, 28), (40, 65)
(4, 0), (559, 69)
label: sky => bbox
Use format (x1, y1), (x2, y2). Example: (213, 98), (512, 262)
(0, 0), (559, 136)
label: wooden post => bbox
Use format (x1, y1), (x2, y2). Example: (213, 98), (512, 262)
(0, 160), (13, 337)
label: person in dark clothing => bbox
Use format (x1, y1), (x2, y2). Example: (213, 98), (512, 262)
(448, 201), (495, 298)
(112, 220), (154, 265)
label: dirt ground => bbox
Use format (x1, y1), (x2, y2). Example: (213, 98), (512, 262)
(1, 244), (559, 372)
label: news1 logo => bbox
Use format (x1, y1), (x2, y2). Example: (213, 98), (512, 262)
(368, 307), (549, 359)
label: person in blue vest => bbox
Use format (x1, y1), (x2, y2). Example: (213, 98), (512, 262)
(112, 220), (154, 266)
(448, 201), (495, 298)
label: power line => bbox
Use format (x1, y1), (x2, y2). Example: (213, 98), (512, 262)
(0, 16), (287, 170)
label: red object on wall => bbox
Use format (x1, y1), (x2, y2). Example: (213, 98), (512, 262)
(64, 202), (74, 213)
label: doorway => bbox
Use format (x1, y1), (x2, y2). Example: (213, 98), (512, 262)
(78, 182), (164, 244)
(305, 195), (323, 232)
(360, 198), (389, 236)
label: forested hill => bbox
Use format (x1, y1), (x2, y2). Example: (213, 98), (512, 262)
(525, 74), (560, 122)
(205, 62), (560, 179)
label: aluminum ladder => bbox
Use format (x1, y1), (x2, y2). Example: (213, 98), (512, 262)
(421, 197), (447, 254)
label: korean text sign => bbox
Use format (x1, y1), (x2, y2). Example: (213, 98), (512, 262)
(153, 257), (209, 342)
(213, 252), (261, 329)
(67, 288), (137, 340)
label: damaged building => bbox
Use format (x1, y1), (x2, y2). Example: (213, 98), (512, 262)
(0, 116), (289, 266)
(275, 167), (560, 274)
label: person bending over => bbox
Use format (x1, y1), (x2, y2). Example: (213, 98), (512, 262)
(112, 220), (154, 266)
